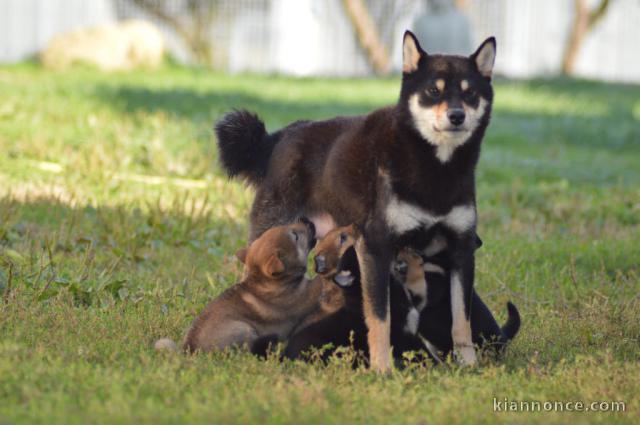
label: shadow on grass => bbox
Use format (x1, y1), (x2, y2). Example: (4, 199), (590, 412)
(94, 85), (376, 128)
(93, 79), (640, 153)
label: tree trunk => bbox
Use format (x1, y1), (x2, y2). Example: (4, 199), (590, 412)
(130, 0), (215, 66)
(341, 0), (391, 75)
(562, 0), (611, 75)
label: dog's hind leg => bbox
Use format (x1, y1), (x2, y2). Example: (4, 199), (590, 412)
(356, 218), (393, 373)
(249, 188), (301, 241)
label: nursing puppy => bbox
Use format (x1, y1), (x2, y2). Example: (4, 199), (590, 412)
(183, 220), (320, 353)
(394, 246), (521, 359)
(285, 225), (427, 364)
(216, 31), (497, 370)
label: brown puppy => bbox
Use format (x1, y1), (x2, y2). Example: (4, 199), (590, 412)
(183, 220), (320, 353)
(286, 224), (361, 334)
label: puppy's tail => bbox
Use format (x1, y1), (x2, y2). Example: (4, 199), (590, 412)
(215, 109), (277, 187)
(500, 301), (521, 342)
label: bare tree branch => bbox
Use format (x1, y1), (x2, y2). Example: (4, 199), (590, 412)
(562, 0), (611, 75)
(129, 0), (216, 66)
(341, 0), (391, 75)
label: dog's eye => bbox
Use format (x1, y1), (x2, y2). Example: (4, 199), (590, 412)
(292, 231), (299, 242)
(339, 232), (347, 244)
(427, 87), (440, 97)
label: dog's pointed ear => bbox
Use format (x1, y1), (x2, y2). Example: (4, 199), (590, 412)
(235, 248), (248, 264)
(471, 37), (496, 79)
(402, 30), (425, 74)
(263, 253), (285, 278)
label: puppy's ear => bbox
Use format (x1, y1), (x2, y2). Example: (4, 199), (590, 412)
(348, 223), (361, 238)
(235, 248), (248, 264)
(402, 30), (425, 74)
(471, 37), (496, 79)
(350, 223), (364, 240)
(263, 253), (285, 278)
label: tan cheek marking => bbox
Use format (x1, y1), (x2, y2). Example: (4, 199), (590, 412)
(461, 79), (469, 91)
(407, 264), (424, 284)
(406, 274), (426, 296)
(436, 101), (448, 122)
(436, 79), (445, 92)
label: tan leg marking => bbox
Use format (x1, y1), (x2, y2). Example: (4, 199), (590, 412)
(357, 237), (391, 373)
(365, 313), (391, 373)
(451, 271), (477, 366)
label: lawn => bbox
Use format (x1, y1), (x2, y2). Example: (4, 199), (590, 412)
(0, 63), (638, 424)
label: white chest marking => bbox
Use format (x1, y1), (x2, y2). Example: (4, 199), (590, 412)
(385, 197), (476, 234)
(423, 262), (446, 276)
(404, 307), (420, 335)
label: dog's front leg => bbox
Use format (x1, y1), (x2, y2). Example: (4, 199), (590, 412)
(450, 233), (477, 366)
(355, 219), (393, 373)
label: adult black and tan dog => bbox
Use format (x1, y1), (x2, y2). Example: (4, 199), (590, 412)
(215, 31), (497, 372)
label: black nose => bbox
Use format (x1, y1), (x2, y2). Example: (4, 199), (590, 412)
(447, 108), (465, 126)
(314, 255), (326, 274)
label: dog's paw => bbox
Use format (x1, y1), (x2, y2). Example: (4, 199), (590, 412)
(369, 349), (392, 374)
(454, 344), (477, 366)
(370, 359), (392, 374)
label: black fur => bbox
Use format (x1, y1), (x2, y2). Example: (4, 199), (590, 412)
(250, 333), (279, 358)
(501, 302), (521, 342)
(215, 109), (280, 187)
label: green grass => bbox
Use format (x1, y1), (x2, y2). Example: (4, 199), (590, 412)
(0, 63), (639, 424)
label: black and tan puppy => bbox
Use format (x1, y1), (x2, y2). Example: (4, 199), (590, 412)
(216, 31), (498, 370)
(182, 220), (320, 353)
(285, 225), (427, 364)
(393, 246), (521, 359)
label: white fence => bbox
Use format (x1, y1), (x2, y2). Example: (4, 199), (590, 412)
(0, 0), (639, 82)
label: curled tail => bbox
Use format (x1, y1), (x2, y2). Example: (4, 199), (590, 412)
(214, 109), (277, 187)
(501, 301), (521, 343)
